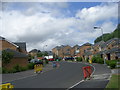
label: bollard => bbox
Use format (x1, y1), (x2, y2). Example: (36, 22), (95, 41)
(34, 64), (43, 73)
(89, 60), (92, 64)
(82, 66), (92, 79)
(52, 62), (57, 68)
(0, 83), (14, 89)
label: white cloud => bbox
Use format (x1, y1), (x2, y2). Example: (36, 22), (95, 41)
(0, 2), (118, 51)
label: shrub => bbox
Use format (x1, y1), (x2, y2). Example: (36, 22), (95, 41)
(27, 63), (35, 69)
(2, 68), (8, 73)
(86, 57), (89, 62)
(109, 62), (116, 69)
(92, 55), (104, 64)
(106, 60), (117, 69)
(20, 67), (28, 71)
(92, 56), (98, 63)
(45, 59), (49, 64)
(76, 57), (82, 62)
(13, 64), (21, 72)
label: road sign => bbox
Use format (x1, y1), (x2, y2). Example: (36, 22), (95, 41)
(34, 64), (43, 73)
(0, 83), (14, 89)
(82, 66), (92, 79)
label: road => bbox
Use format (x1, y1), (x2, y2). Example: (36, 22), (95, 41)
(10, 61), (91, 88)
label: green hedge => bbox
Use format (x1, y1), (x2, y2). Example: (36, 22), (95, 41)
(27, 63), (35, 69)
(2, 63), (36, 74)
(76, 57), (82, 62)
(92, 55), (104, 64)
(106, 60), (117, 69)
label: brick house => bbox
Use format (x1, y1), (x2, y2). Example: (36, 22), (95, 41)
(0, 36), (28, 69)
(76, 43), (92, 61)
(29, 49), (40, 57)
(52, 45), (72, 58)
(84, 38), (120, 61)
(70, 45), (80, 57)
(98, 38), (120, 60)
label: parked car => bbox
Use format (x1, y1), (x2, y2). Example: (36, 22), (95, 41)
(30, 59), (43, 65)
(64, 57), (74, 61)
(48, 58), (54, 61)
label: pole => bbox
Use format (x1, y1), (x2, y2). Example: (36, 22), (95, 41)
(94, 26), (106, 65)
(100, 28), (106, 65)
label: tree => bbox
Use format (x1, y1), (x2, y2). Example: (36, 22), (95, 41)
(94, 24), (120, 43)
(37, 52), (43, 57)
(2, 50), (13, 64)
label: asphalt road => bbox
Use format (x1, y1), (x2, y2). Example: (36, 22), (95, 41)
(10, 61), (90, 88)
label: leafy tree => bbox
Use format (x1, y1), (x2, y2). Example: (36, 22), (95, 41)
(44, 51), (48, 56)
(2, 50), (13, 64)
(94, 24), (120, 43)
(37, 52), (43, 57)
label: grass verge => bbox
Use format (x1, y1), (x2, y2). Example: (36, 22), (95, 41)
(106, 74), (120, 89)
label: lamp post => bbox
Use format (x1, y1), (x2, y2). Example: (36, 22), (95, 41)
(94, 26), (106, 65)
(43, 45), (47, 57)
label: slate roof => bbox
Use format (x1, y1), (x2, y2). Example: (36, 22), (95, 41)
(0, 36), (5, 40)
(4, 48), (28, 58)
(94, 41), (105, 47)
(96, 48), (120, 55)
(29, 49), (39, 53)
(13, 42), (26, 51)
(82, 42), (92, 46)
(101, 38), (119, 48)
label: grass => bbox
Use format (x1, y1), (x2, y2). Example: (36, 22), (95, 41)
(106, 74), (120, 89)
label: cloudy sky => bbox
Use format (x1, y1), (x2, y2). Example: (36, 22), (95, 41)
(0, 1), (118, 51)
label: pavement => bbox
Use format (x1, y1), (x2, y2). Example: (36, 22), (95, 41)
(72, 63), (112, 89)
(2, 62), (53, 83)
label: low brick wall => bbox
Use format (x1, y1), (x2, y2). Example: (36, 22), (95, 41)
(3, 57), (28, 70)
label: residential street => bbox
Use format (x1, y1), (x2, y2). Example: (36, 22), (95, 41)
(10, 62), (90, 88)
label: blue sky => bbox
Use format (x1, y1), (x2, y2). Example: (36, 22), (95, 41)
(1, 2), (118, 51)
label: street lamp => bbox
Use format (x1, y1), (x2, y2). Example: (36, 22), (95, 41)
(43, 45), (47, 57)
(94, 26), (106, 65)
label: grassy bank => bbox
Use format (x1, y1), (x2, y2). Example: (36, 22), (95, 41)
(106, 74), (120, 89)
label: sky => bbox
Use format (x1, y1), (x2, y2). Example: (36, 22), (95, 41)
(0, 1), (118, 51)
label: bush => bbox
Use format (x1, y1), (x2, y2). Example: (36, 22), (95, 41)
(106, 60), (117, 69)
(2, 68), (8, 73)
(45, 59), (49, 64)
(76, 57), (82, 62)
(13, 64), (21, 72)
(27, 63), (35, 69)
(109, 62), (116, 69)
(86, 57), (89, 62)
(92, 55), (104, 64)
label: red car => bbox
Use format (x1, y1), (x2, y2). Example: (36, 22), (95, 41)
(48, 58), (54, 61)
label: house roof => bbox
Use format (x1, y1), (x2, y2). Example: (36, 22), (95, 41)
(96, 48), (120, 55)
(94, 41), (105, 47)
(82, 42), (92, 46)
(4, 48), (28, 58)
(101, 38), (119, 48)
(29, 49), (39, 53)
(0, 36), (19, 48)
(13, 42), (26, 51)
(0, 36), (5, 40)
(42, 51), (53, 55)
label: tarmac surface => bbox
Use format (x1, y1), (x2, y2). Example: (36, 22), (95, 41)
(2, 61), (117, 89)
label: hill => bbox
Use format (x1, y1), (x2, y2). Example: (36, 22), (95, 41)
(94, 24), (120, 43)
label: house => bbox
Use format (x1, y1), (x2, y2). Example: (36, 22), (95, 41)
(70, 45), (80, 57)
(3, 49), (28, 69)
(29, 49), (40, 57)
(52, 45), (72, 58)
(13, 42), (27, 54)
(76, 43), (92, 61)
(0, 36), (28, 69)
(98, 38), (120, 60)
